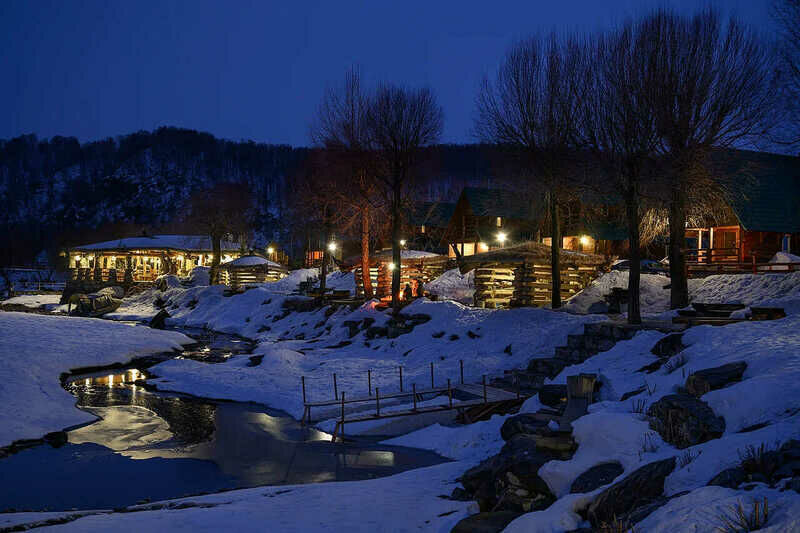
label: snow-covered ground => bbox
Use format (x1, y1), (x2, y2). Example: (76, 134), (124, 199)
(4, 267), (800, 531)
(0, 312), (193, 447)
(0, 293), (62, 309)
(426, 268), (474, 304)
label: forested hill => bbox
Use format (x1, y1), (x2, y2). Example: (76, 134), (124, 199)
(0, 127), (505, 265)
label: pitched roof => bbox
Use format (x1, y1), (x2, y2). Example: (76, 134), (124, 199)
(712, 150), (800, 233)
(407, 202), (456, 227)
(71, 234), (241, 252)
(462, 187), (542, 220)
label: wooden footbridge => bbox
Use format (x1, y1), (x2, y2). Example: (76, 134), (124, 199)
(300, 361), (527, 442)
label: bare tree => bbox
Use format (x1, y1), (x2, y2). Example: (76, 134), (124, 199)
(310, 68), (384, 298)
(580, 22), (662, 324)
(475, 34), (584, 308)
(772, 0), (800, 146)
(184, 182), (252, 284)
(646, 9), (775, 308)
(365, 84), (444, 310)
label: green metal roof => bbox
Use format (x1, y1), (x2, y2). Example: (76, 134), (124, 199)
(462, 187), (542, 220)
(712, 149), (800, 233)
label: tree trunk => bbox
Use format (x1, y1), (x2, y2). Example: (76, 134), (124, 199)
(668, 182), (689, 309)
(391, 177), (401, 312)
(360, 208), (373, 299)
(210, 235), (221, 285)
(626, 185), (642, 324)
(550, 191), (562, 309)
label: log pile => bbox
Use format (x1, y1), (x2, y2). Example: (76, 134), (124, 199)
(472, 263), (599, 308)
(354, 257), (448, 299)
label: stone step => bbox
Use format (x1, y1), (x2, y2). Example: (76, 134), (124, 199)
(527, 358), (568, 379)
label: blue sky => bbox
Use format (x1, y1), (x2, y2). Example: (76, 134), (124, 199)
(0, 0), (774, 146)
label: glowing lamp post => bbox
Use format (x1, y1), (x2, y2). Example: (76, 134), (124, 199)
(327, 242), (337, 252)
(399, 239), (406, 247)
(579, 235), (590, 247)
(496, 231), (507, 246)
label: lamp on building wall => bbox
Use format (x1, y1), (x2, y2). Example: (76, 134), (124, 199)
(328, 242), (337, 252)
(497, 232), (507, 245)
(399, 239), (407, 246)
(579, 235), (590, 247)
(267, 247), (274, 255)
(388, 262), (396, 271)
(478, 242), (489, 252)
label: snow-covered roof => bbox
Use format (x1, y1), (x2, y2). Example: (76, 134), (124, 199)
(70, 235), (240, 253)
(222, 255), (283, 268)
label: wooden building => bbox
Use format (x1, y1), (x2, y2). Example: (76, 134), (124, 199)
(67, 234), (242, 283)
(406, 201), (456, 253)
(458, 241), (607, 308)
(442, 188), (541, 258)
(344, 249), (449, 300)
(219, 255), (288, 289)
(686, 150), (800, 274)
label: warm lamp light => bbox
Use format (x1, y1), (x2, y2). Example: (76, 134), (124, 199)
(399, 239), (407, 246)
(497, 232), (507, 244)
(267, 247), (274, 254)
(388, 263), (396, 271)
(579, 235), (590, 246)
(328, 242), (337, 252)
(478, 242), (489, 252)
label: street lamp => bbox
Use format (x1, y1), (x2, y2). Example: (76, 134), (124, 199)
(579, 235), (590, 247)
(497, 231), (507, 245)
(267, 247), (274, 255)
(327, 242), (337, 252)
(399, 239), (406, 247)
(388, 262), (396, 271)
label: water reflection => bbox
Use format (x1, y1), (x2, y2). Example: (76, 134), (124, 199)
(0, 359), (444, 511)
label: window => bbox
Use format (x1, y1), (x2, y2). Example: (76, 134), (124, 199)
(496, 216), (502, 227)
(420, 224), (426, 234)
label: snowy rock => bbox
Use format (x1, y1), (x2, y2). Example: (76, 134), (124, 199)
(156, 275), (182, 291)
(647, 394), (725, 449)
(707, 467), (746, 489)
(569, 462), (624, 494)
(685, 362), (747, 397)
(538, 384), (568, 407)
(650, 333), (685, 358)
(587, 457), (676, 527)
(451, 511), (523, 533)
(500, 414), (549, 441)
(526, 358), (568, 379)
(149, 309), (170, 330)
(96, 286), (125, 298)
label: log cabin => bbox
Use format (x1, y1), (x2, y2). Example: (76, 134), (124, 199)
(406, 201), (456, 253)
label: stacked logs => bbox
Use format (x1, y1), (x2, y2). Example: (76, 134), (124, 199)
(472, 263), (599, 308)
(354, 257), (448, 299)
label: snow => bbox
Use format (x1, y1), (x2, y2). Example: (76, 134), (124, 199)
(563, 271), (675, 314)
(72, 234), (240, 252)
(222, 255), (283, 268)
(426, 268), (474, 304)
(1, 294), (62, 308)
(769, 251), (800, 264)
(0, 312), (193, 447)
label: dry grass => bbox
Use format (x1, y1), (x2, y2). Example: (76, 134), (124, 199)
(715, 498), (769, 532)
(631, 399), (648, 415)
(678, 449), (700, 468)
(599, 516), (638, 533)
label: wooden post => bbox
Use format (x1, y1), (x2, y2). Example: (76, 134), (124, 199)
(333, 373), (338, 399)
(752, 255), (756, 274)
(430, 362), (434, 389)
(460, 359), (464, 385)
(376, 387), (380, 416)
(367, 369), (372, 396)
(516, 372), (520, 399)
(412, 383), (417, 410)
(447, 378), (453, 408)
(482, 375), (487, 404)
(399, 366), (403, 392)
(340, 391), (345, 441)
(301, 376), (306, 404)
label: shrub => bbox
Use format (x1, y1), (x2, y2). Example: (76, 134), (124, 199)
(715, 498), (769, 532)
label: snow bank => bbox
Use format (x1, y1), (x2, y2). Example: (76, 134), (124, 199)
(564, 271), (673, 314)
(426, 268), (474, 304)
(0, 313), (193, 447)
(1, 294), (61, 308)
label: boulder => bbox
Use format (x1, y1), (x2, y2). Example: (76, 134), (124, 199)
(570, 462), (624, 494)
(149, 309), (170, 330)
(451, 511), (524, 533)
(500, 414), (549, 441)
(707, 467), (746, 489)
(97, 285), (125, 298)
(587, 457), (676, 527)
(539, 384), (568, 407)
(685, 362), (747, 397)
(650, 333), (685, 358)
(647, 394), (725, 448)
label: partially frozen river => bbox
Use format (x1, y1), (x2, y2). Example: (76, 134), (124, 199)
(0, 329), (446, 511)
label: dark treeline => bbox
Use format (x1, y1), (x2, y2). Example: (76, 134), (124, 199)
(0, 127), (509, 266)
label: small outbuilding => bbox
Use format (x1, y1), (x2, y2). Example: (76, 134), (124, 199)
(219, 255), (288, 289)
(458, 241), (608, 308)
(344, 249), (449, 300)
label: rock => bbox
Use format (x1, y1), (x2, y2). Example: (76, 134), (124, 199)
(685, 362), (747, 397)
(587, 457), (676, 527)
(527, 358), (567, 379)
(620, 386), (647, 401)
(784, 477), (800, 494)
(451, 511), (524, 533)
(460, 439), (554, 512)
(707, 467), (746, 488)
(539, 384), (568, 407)
(97, 285), (125, 298)
(647, 394), (725, 448)
(570, 462), (624, 494)
(365, 326), (388, 339)
(247, 355), (265, 367)
(650, 333), (685, 358)
(500, 414), (549, 441)
(586, 301), (609, 314)
(149, 309), (170, 329)
(450, 487), (473, 501)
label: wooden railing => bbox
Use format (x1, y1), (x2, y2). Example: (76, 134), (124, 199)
(686, 257), (800, 276)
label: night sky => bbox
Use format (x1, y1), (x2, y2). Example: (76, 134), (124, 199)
(0, 0), (773, 146)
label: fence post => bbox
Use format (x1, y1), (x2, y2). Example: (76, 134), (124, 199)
(376, 387), (380, 416)
(752, 255), (756, 274)
(367, 369), (372, 396)
(399, 366), (403, 392)
(333, 373), (338, 399)
(412, 383), (417, 410)
(447, 378), (452, 408)
(460, 359), (464, 385)
(340, 391), (345, 441)
(301, 376), (306, 404)
(430, 362), (434, 389)
(482, 375), (487, 404)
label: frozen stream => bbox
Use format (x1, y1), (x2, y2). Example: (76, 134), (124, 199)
(0, 329), (446, 511)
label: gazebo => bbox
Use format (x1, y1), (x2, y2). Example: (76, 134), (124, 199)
(344, 249), (449, 299)
(219, 255), (288, 289)
(458, 241), (608, 308)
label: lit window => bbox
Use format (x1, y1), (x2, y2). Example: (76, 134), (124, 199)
(496, 217), (502, 227)
(420, 225), (426, 234)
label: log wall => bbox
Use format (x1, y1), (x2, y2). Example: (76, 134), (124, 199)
(473, 262), (599, 308)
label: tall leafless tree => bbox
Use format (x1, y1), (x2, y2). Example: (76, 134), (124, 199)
(365, 84), (443, 310)
(645, 9), (774, 308)
(475, 34), (584, 308)
(310, 68), (384, 297)
(772, 0), (800, 146)
(580, 23), (662, 324)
